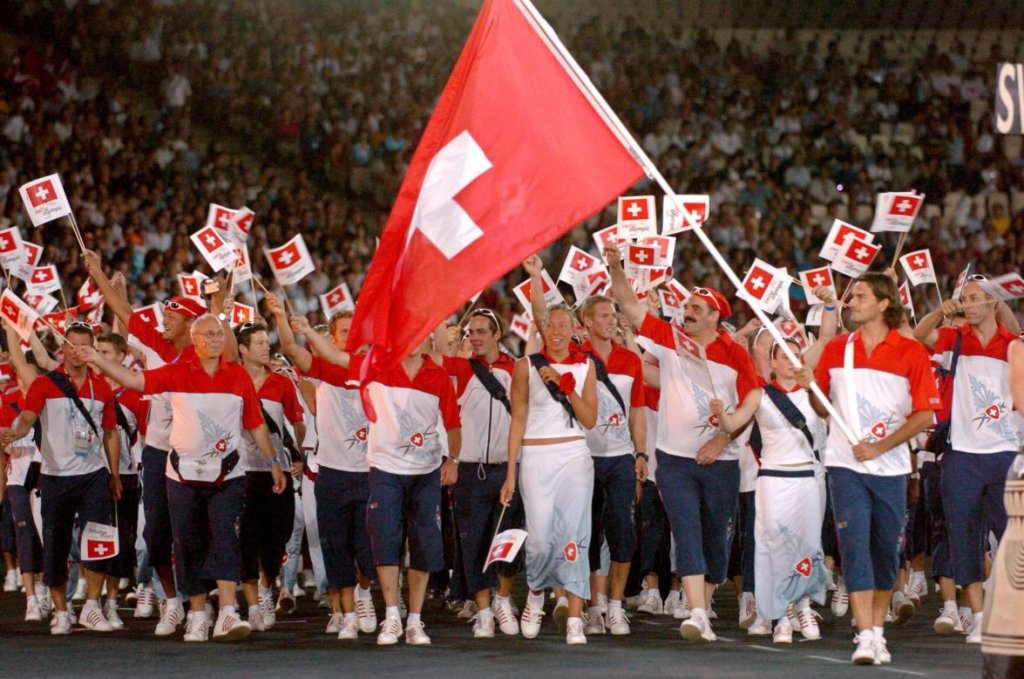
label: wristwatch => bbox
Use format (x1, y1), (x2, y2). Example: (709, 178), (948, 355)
(449, 457), (460, 466)
(216, 312), (229, 322)
(635, 452), (649, 461)
(265, 456), (279, 468)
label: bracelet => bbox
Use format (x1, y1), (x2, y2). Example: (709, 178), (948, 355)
(635, 452), (649, 461)
(824, 305), (835, 311)
(448, 457), (460, 466)
(909, 472), (920, 480)
(265, 456), (279, 468)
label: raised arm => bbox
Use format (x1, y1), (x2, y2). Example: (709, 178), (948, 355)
(83, 249), (134, 327)
(266, 293), (312, 372)
(4, 322), (40, 387)
(605, 246), (647, 328)
(291, 315), (350, 368)
(913, 299), (961, 348)
(27, 329), (58, 372)
(523, 255), (548, 330)
(73, 344), (145, 391)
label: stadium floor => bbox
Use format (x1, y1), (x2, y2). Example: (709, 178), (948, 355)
(0, 581), (983, 678)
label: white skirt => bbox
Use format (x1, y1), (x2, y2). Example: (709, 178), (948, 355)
(519, 439), (593, 599)
(754, 468), (827, 620)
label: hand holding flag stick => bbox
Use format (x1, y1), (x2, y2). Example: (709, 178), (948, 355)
(252, 273), (296, 316)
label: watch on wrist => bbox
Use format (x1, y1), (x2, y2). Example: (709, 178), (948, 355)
(448, 457), (459, 466)
(635, 452), (649, 461)
(909, 472), (920, 480)
(265, 456), (278, 468)
(217, 312), (229, 322)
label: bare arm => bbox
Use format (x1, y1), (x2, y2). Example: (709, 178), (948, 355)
(292, 315), (350, 368)
(267, 293), (312, 372)
(1010, 340), (1024, 412)
(913, 299), (961, 348)
(569, 362), (599, 430)
(73, 345), (145, 391)
(104, 428), (121, 500)
(523, 255), (548, 331)
(83, 250), (134, 327)
(605, 246), (647, 328)
(500, 359), (530, 504)
(28, 330), (58, 372)
(4, 322), (39, 386)
(711, 388), (763, 435)
(249, 422), (287, 493)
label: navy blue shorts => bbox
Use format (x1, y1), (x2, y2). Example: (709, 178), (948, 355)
(453, 462), (524, 595)
(636, 479), (669, 575)
(366, 467), (442, 573)
(920, 461), (952, 579)
(6, 485), (43, 573)
(315, 467), (374, 590)
(1, 494), (15, 553)
(109, 475), (140, 580)
(655, 451), (739, 582)
(941, 450), (1015, 586)
(141, 446), (174, 569)
(827, 467), (906, 593)
(240, 471), (295, 583)
(40, 469), (113, 587)
(166, 476), (245, 597)
(589, 455), (637, 566)
(727, 490), (756, 593)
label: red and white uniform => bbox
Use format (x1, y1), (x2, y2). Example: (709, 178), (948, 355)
(0, 397), (41, 485)
(239, 369), (305, 472)
(23, 367), (117, 476)
(365, 355), (460, 475)
(442, 353), (515, 464)
(933, 324), (1022, 454)
(141, 356), (264, 483)
(755, 383), (828, 471)
(815, 329), (941, 475)
(305, 355), (369, 473)
(113, 386), (149, 476)
(128, 311), (196, 451)
(579, 341), (644, 458)
(523, 350), (591, 438)
(637, 314), (759, 461)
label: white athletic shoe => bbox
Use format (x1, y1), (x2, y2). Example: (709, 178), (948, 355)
(326, 611), (344, 634)
(337, 615), (359, 640)
(737, 592), (757, 630)
(79, 602), (114, 632)
(707, 602), (718, 620)
(355, 586), (377, 633)
(607, 607), (631, 635)
(663, 590), (681, 617)
(134, 583), (156, 618)
(25, 599), (43, 622)
(831, 579), (849, 617)
(520, 601), (545, 639)
(212, 608), (252, 641)
(566, 616), (587, 645)
(584, 608), (606, 635)
(637, 588), (663, 615)
(377, 616), (403, 645)
(795, 599), (822, 640)
(300, 570), (316, 589)
(959, 607), (975, 636)
(934, 606), (963, 635)
(673, 590), (691, 620)
(748, 616), (772, 636)
(874, 635), (892, 664)
(50, 610), (73, 635)
(851, 632), (876, 665)
(155, 599), (185, 636)
(492, 598), (519, 635)
(291, 582), (305, 598)
(72, 578), (88, 602)
(259, 589), (276, 629)
(553, 596), (570, 633)
(905, 573), (927, 605)
(457, 600), (479, 620)
(104, 600), (125, 630)
(472, 609), (495, 638)
(3, 570), (18, 592)
(967, 614), (983, 644)
(679, 611), (716, 643)
(118, 578), (130, 591)
(248, 605), (266, 632)
(183, 611), (209, 642)
(39, 594), (54, 619)
(773, 617), (793, 644)
(891, 591), (915, 625)
(276, 590), (296, 614)
(405, 619), (431, 645)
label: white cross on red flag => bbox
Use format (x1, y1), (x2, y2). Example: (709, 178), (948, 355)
(265, 235), (315, 287)
(636, 235), (676, 267)
(205, 204), (236, 234)
(482, 528), (528, 572)
(37, 307), (80, 336)
(557, 246), (601, 286)
(618, 195), (657, 238)
(819, 219), (874, 262)
(898, 249), (937, 287)
(627, 244), (656, 267)
(740, 258), (790, 315)
(672, 322), (706, 364)
(26, 265), (61, 295)
(319, 282), (356, 317)
(347, 0), (643, 414)
(659, 288), (684, 324)
(24, 292), (59, 315)
(509, 313), (532, 342)
(0, 289), (40, 341)
(871, 192), (924, 233)
(0, 226), (25, 277)
(231, 246), (252, 285)
(798, 265), (837, 304)
(667, 279), (692, 305)
(135, 303), (165, 333)
(986, 272), (1024, 301)
(228, 207), (254, 244)
(77, 277), (104, 312)
(831, 237), (881, 278)
(190, 226), (237, 272)
(230, 302), (255, 328)
(898, 281), (915, 318)
(512, 269), (562, 313)
(177, 271), (208, 302)
(18, 174), (73, 227)
(662, 194), (709, 235)
(80, 521), (119, 560)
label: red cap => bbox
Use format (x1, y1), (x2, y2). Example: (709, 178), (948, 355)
(692, 287), (732, 320)
(164, 296), (206, 319)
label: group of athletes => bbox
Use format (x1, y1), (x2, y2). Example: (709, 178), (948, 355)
(0, 243), (1022, 667)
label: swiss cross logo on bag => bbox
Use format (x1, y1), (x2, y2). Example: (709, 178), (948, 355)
(355, 427), (368, 441)
(214, 439), (228, 453)
(985, 405), (1001, 420)
(563, 541), (578, 562)
(870, 422), (887, 440)
(410, 432), (424, 448)
(795, 557), (812, 578)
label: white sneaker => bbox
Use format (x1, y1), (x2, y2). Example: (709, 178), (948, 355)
(492, 598), (519, 635)
(852, 632), (876, 665)
(607, 607), (631, 635)
(707, 602), (718, 620)
(25, 599), (43, 622)
(959, 607), (975, 636)
(118, 578), (130, 591)
(795, 600), (822, 640)
(79, 603), (114, 632)
(472, 609), (495, 638)
(967, 614), (983, 644)
(405, 618), (431, 645)
(355, 586), (377, 633)
(737, 592), (757, 630)
(276, 590), (296, 614)
(259, 590), (276, 630)
(875, 635), (892, 664)
(39, 594), (54, 619)
(377, 616), (403, 645)
(905, 574), (927, 605)
(679, 611), (716, 643)
(553, 596), (570, 633)
(457, 600), (479, 620)
(831, 579), (849, 617)
(291, 582), (305, 598)
(301, 569), (316, 589)
(773, 617), (793, 644)
(72, 578), (88, 602)
(183, 611), (209, 642)
(934, 607), (963, 635)
(825, 568), (837, 592)
(663, 590), (681, 616)
(50, 610), (73, 635)
(134, 584), (156, 618)
(748, 616), (772, 636)
(673, 590), (691, 620)
(104, 600), (125, 630)
(891, 591), (915, 625)
(337, 615), (359, 640)
(3, 570), (18, 592)
(637, 589), (663, 615)
(584, 609), (605, 635)
(520, 601), (545, 639)
(213, 608), (252, 641)
(624, 583), (647, 609)
(155, 599), (185, 636)
(248, 605), (266, 632)
(326, 611), (344, 634)
(566, 616), (587, 645)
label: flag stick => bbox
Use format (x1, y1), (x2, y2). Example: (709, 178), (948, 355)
(789, 276), (849, 307)
(516, 0), (865, 459)
(254, 274), (296, 316)
(58, 288), (71, 317)
(67, 213), (88, 254)
(250, 277), (259, 306)
(456, 295), (483, 326)
(935, 282), (944, 306)
(838, 277), (856, 305)
(891, 231), (910, 265)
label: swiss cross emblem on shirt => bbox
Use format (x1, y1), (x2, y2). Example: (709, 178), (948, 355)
(870, 422), (887, 440)
(795, 557), (812, 578)
(214, 438), (228, 453)
(355, 426), (368, 441)
(707, 414), (720, 428)
(26, 179), (58, 207)
(985, 405), (1001, 421)
(410, 432), (424, 448)
(563, 541), (578, 562)
(607, 413), (621, 428)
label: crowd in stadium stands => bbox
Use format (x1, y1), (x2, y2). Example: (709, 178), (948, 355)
(0, 0), (1021, 337)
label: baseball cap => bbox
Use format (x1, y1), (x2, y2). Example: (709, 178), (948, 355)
(691, 286), (732, 320)
(164, 296), (206, 319)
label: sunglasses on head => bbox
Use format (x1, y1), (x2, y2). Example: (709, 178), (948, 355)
(273, 352), (294, 367)
(967, 274), (988, 282)
(314, 323), (329, 334)
(165, 300), (187, 311)
(690, 287), (721, 314)
(236, 321), (257, 332)
(66, 321), (92, 332)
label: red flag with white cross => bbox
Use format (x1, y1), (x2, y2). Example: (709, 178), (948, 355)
(831, 237), (881, 278)
(618, 195), (657, 238)
(26, 265), (61, 295)
(0, 289), (40, 341)
(18, 174), (73, 227)
(798, 265), (837, 303)
(662, 194), (709, 235)
(190, 226), (237, 272)
(898, 249), (937, 287)
(819, 219), (873, 262)
(319, 282), (356, 317)
(740, 258), (790, 315)
(265, 235), (315, 287)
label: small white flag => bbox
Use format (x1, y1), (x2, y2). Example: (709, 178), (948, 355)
(482, 528), (528, 572)
(190, 226), (237, 272)
(265, 235), (315, 287)
(819, 219), (873, 262)
(19, 174), (73, 227)
(80, 521), (119, 560)
(899, 249), (937, 287)
(662, 194), (709, 235)
(320, 282), (355, 317)
(0, 289), (41, 341)
(617, 195), (657, 238)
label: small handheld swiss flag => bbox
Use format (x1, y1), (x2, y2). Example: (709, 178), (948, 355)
(627, 244), (657, 267)
(740, 258), (790, 315)
(27, 265), (61, 295)
(819, 219), (873, 262)
(557, 246), (601, 285)
(0, 289), (40, 341)
(798, 265), (837, 303)
(265, 235), (315, 286)
(230, 302), (255, 327)
(482, 528), (528, 572)
(618, 196), (656, 238)
(870, 191), (924, 233)
(899, 281), (915, 318)
(77, 277), (104, 312)
(190, 226), (237, 272)
(898, 249), (937, 287)
(512, 269), (562, 313)
(178, 271), (208, 301)
(987, 272), (1024, 301)
(80, 521), (119, 560)
(831, 237), (880, 278)
(319, 282), (355, 317)
(205, 204), (236, 233)
(663, 194), (709, 235)
(509, 314), (531, 342)
(19, 174), (73, 227)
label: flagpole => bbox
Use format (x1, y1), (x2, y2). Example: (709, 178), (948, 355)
(517, 0), (865, 454)
(891, 231), (910, 266)
(254, 274), (296, 316)
(67, 213), (88, 254)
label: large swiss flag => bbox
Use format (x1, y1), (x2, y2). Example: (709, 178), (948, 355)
(348, 0), (643, 400)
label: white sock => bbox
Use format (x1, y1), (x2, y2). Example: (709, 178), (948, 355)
(859, 628), (875, 641)
(220, 605), (236, 616)
(344, 612), (357, 622)
(407, 612), (421, 626)
(557, 595), (569, 607)
(691, 607), (707, 619)
(165, 596), (181, 607)
(495, 594), (510, 605)
(385, 605), (400, 620)
(106, 597), (117, 607)
(258, 585), (272, 598)
(35, 583), (47, 598)
(527, 591), (545, 609)
(84, 598), (100, 609)
(873, 625), (884, 639)
(943, 600), (957, 614)
(27, 595), (38, 604)
(355, 584), (369, 597)
(608, 599), (622, 611)
(973, 611), (984, 625)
